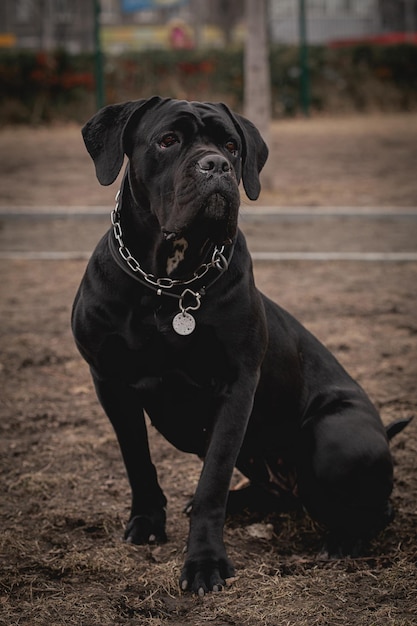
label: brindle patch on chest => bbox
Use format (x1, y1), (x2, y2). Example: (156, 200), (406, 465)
(166, 238), (188, 275)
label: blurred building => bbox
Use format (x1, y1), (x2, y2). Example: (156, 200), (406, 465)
(270, 0), (417, 44)
(100, 0), (417, 51)
(0, 0), (415, 52)
(271, 0), (379, 44)
(0, 0), (95, 52)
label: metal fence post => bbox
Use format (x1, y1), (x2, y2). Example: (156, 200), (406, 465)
(298, 0), (310, 117)
(94, 0), (105, 109)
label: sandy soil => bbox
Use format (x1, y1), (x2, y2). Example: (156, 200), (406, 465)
(0, 113), (416, 626)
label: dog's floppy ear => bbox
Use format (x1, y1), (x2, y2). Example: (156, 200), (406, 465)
(219, 104), (269, 201)
(82, 96), (162, 185)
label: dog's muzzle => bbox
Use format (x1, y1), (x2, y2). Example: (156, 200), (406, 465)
(196, 153), (239, 243)
(161, 151), (240, 245)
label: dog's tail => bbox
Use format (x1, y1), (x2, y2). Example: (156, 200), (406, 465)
(386, 416), (413, 441)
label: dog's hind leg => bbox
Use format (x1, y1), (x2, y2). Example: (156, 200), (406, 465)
(93, 377), (167, 544)
(297, 407), (394, 558)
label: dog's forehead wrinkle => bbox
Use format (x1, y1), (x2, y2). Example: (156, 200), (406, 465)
(151, 108), (201, 134)
(192, 104), (237, 135)
(158, 101), (237, 142)
(206, 118), (236, 136)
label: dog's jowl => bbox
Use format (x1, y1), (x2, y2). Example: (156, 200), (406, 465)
(72, 97), (405, 595)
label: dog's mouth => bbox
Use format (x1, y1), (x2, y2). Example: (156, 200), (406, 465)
(201, 193), (238, 244)
(158, 191), (239, 279)
(163, 192), (239, 247)
(203, 193), (229, 220)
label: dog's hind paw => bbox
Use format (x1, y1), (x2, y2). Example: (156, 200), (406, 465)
(319, 533), (370, 559)
(124, 513), (167, 545)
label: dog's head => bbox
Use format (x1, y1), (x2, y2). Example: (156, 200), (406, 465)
(82, 97), (268, 245)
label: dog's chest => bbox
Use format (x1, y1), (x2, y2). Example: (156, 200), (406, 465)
(102, 305), (232, 383)
(105, 319), (232, 454)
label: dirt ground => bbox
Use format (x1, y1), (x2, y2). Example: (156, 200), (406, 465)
(1, 113), (417, 626)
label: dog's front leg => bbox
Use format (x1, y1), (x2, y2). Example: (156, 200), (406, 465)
(93, 377), (167, 544)
(180, 373), (259, 595)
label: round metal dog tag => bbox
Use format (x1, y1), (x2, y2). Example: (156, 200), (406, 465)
(172, 311), (196, 335)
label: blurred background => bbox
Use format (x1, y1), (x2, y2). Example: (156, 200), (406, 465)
(0, 0), (416, 127)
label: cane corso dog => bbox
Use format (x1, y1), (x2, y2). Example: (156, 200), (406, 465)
(72, 97), (407, 595)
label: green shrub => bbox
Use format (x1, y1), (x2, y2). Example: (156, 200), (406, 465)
(0, 44), (416, 124)
(0, 50), (95, 123)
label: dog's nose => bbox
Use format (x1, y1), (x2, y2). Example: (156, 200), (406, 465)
(197, 154), (231, 175)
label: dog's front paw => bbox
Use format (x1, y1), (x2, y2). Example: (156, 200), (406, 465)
(179, 554), (235, 596)
(124, 512), (167, 545)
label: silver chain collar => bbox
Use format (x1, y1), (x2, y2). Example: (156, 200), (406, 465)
(109, 189), (233, 335)
(110, 189), (229, 291)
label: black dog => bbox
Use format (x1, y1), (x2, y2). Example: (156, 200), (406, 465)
(72, 97), (404, 595)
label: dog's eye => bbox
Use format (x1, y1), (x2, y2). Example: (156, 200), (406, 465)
(225, 140), (238, 156)
(160, 133), (179, 148)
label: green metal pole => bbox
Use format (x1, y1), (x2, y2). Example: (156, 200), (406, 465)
(94, 0), (105, 109)
(298, 0), (310, 117)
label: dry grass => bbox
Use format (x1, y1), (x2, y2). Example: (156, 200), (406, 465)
(1, 115), (417, 625)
